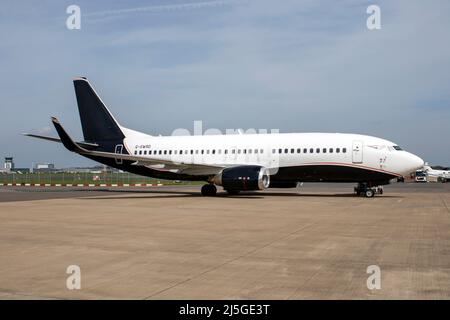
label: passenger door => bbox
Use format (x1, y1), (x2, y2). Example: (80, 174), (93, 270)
(115, 144), (124, 165)
(352, 140), (363, 164)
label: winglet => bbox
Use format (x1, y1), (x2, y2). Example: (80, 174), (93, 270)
(51, 117), (86, 153)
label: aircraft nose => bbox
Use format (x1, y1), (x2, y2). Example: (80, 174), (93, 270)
(407, 153), (424, 172)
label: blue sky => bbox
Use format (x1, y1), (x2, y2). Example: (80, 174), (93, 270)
(1, 0), (449, 168)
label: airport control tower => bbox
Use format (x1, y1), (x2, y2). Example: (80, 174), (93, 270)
(4, 157), (14, 171)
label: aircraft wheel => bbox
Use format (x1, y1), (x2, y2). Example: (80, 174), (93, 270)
(201, 184), (217, 196)
(364, 189), (375, 198)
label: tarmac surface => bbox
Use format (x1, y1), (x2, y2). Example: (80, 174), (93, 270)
(0, 183), (449, 299)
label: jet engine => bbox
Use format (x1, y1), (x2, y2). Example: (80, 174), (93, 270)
(212, 165), (270, 191)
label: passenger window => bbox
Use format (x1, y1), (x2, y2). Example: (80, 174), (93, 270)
(323, 148), (326, 153)
(291, 148), (294, 153)
(225, 150), (228, 154)
(310, 148), (314, 153)
(272, 149), (276, 154)
(201, 150), (204, 154)
(284, 148), (288, 154)
(316, 148), (320, 153)
(169, 150), (172, 155)
(232, 149), (236, 154)
(260, 149), (263, 154)
(297, 148), (301, 153)
(164, 150), (167, 155)
(303, 148), (307, 153)
(238, 149), (241, 154)
(243, 149), (247, 154)
(279, 148), (282, 154)
(134, 150), (137, 155)
(329, 148), (333, 153)
(207, 150), (210, 154)
(248, 149), (252, 154)
(343, 148), (347, 153)
(195, 150), (199, 154)
(174, 150), (177, 155)
(190, 150), (193, 154)
(254, 149), (258, 154)
(218, 150), (221, 154)
(179, 150), (183, 154)
(336, 148), (340, 153)
(212, 150), (215, 154)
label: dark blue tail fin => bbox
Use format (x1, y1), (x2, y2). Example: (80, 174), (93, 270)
(73, 77), (125, 143)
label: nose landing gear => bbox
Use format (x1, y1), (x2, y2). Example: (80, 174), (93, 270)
(354, 183), (383, 198)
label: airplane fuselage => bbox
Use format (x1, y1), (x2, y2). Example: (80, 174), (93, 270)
(102, 130), (423, 186)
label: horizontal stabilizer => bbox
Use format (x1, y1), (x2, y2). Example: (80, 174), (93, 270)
(23, 133), (61, 143)
(23, 133), (99, 149)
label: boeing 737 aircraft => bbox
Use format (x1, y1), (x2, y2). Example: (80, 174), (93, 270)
(26, 77), (424, 197)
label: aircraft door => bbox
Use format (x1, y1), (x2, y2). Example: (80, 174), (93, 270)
(352, 140), (363, 164)
(115, 144), (124, 165)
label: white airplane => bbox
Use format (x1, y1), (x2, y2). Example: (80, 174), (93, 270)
(25, 77), (424, 197)
(422, 164), (450, 182)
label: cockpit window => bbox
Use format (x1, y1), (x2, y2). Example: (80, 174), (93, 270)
(393, 146), (403, 151)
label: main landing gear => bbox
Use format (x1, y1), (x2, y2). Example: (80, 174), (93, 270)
(201, 184), (217, 196)
(354, 183), (383, 198)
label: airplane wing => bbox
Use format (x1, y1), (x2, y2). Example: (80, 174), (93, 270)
(49, 117), (230, 176)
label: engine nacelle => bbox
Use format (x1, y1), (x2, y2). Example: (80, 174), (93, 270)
(213, 165), (270, 191)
